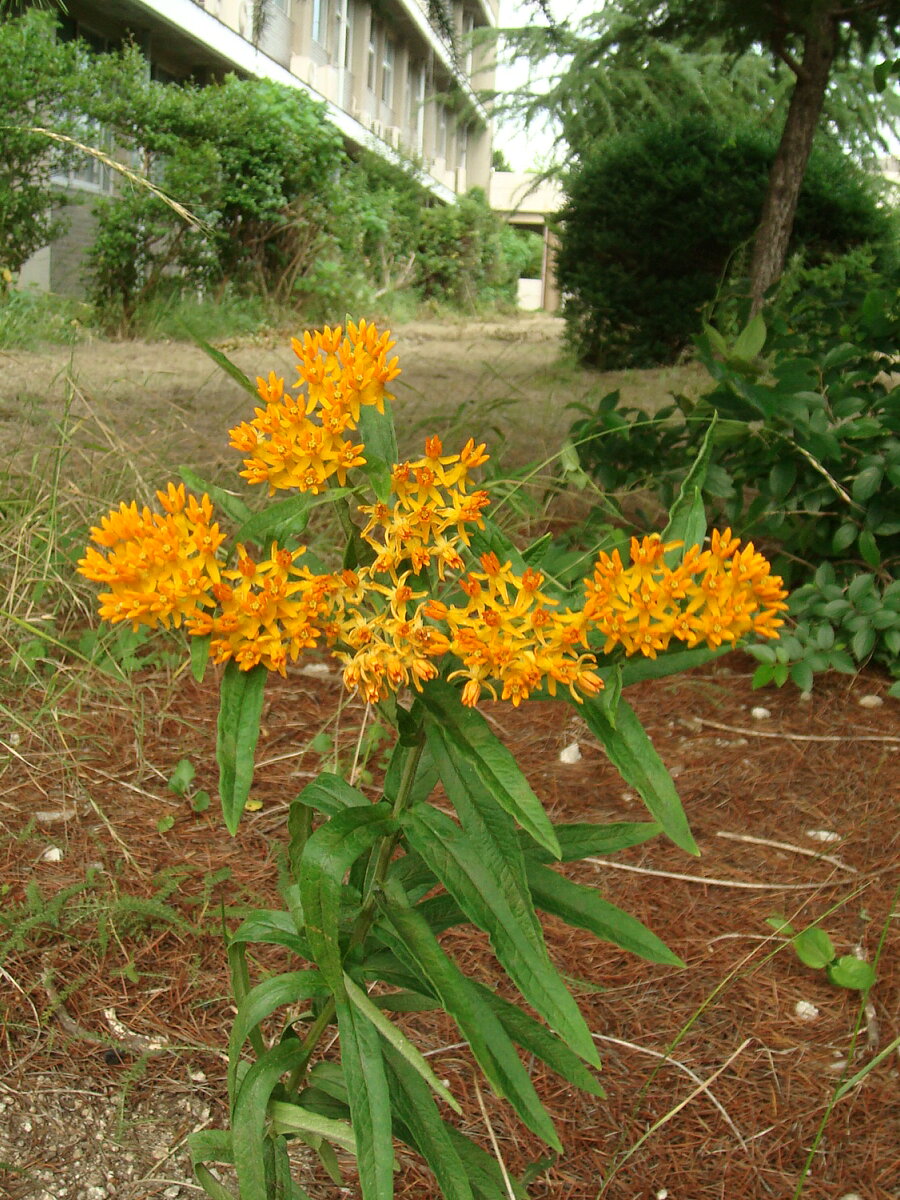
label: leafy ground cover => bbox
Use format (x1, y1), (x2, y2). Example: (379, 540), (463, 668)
(1, 315), (897, 1199)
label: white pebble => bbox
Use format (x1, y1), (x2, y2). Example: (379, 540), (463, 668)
(794, 1000), (820, 1021)
(857, 694), (883, 708)
(750, 706), (772, 720)
(798, 691), (812, 703)
(559, 742), (582, 764)
(805, 829), (841, 843)
(837, 1194), (864, 1200)
(656, 1191), (669, 1200)
(40, 846), (63, 862)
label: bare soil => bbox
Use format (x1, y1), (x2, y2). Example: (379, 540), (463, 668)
(1, 315), (898, 1200)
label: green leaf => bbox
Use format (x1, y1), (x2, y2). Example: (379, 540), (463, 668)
(852, 465), (884, 504)
(575, 694), (698, 855)
(383, 1044), (476, 1200)
(826, 956), (876, 991)
(615, 644), (729, 686)
(599, 663), (622, 728)
(179, 466), (252, 527)
(297, 771), (372, 816)
(217, 661), (267, 835)
(857, 529), (881, 568)
(379, 877), (562, 1150)
(335, 996), (394, 1199)
(168, 757), (195, 797)
(234, 493), (312, 546)
(357, 399), (399, 503)
(832, 521), (858, 553)
(768, 458), (797, 500)
(851, 625), (876, 662)
(731, 312), (766, 361)
(343, 972), (460, 1111)
(194, 335), (259, 394)
(232, 1039), (306, 1199)
(191, 789), (211, 813)
(401, 804), (598, 1065)
(791, 926), (835, 970)
(789, 661), (814, 692)
(527, 863), (683, 966)
(229, 909), (310, 957)
(420, 678), (560, 857)
(228, 971), (329, 1104)
(156, 814), (175, 834)
(524, 820), (660, 865)
(299, 804), (397, 988)
(189, 1130), (238, 1200)
(661, 413), (718, 564)
(443, 1127), (529, 1200)
(471, 981), (605, 1098)
(191, 634), (211, 683)
(268, 1100), (356, 1153)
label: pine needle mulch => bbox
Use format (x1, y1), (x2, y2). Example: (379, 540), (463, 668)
(1, 656), (897, 1200)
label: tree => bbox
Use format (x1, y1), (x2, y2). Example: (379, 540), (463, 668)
(499, 0), (900, 307)
(0, 9), (80, 281)
(648, 1), (900, 307)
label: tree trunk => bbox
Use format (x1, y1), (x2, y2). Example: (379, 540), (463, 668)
(749, 7), (838, 312)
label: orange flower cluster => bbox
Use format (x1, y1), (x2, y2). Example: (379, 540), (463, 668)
(79, 322), (788, 706)
(427, 555), (601, 708)
(77, 484), (225, 630)
(359, 436), (491, 579)
(228, 320), (399, 495)
(583, 530), (788, 658)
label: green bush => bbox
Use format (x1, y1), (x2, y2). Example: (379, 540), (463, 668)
(566, 274), (900, 691)
(557, 114), (895, 368)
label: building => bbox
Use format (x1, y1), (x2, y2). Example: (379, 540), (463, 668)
(489, 170), (562, 312)
(20, 0), (497, 294)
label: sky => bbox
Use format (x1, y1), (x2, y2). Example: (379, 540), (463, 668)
(492, 0), (597, 170)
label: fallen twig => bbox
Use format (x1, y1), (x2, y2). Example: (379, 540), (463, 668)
(716, 830), (857, 873)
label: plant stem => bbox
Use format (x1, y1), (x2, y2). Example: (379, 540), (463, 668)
(286, 729), (425, 1093)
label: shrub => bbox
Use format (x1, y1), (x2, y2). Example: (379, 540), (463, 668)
(557, 114), (895, 368)
(566, 272), (900, 691)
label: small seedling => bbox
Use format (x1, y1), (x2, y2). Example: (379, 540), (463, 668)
(165, 758), (211, 820)
(768, 917), (876, 990)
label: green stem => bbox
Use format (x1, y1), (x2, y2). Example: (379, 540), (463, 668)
(286, 729), (425, 1093)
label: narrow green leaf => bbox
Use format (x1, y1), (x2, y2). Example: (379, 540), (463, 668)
(228, 971), (329, 1104)
(383, 1044), (475, 1200)
(191, 634), (210, 683)
(268, 1100), (357, 1153)
(379, 877), (562, 1150)
(299, 804), (397, 988)
(189, 1131), (237, 1200)
(217, 661), (267, 835)
(179, 466), (252, 526)
(614, 644), (729, 687)
(343, 972), (460, 1112)
(402, 804), (599, 1065)
(335, 996), (394, 1199)
(358, 400), (399, 503)
(232, 1040), (306, 1200)
(527, 863), (683, 966)
(598, 663), (623, 728)
(661, 413), (718, 564)
(575, 694), (698, 856)
(471, 981), (605, 1098)
(229, 909), (310, 957)
(420, 678), (560, 857)
(524, 820), (660, 864)
(194, 335), (259, 394)
(443, 1126), (530, 1199)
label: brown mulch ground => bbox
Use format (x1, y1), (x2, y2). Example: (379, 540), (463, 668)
(1, 653), (898, 1200)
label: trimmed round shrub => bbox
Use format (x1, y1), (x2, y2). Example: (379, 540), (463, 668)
(557, 115), (895, 367)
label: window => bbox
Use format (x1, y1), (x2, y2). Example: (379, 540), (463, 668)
(381, 36), (395, 106)
(367, 17), (378, 91)
(312, 0), (328, 46)
(462, 10), (475, 77)
(436, 104), (448, 161)
(335, 0), (351, 69)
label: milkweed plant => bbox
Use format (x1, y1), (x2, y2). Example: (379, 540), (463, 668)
(78, 320), (788, 1200)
